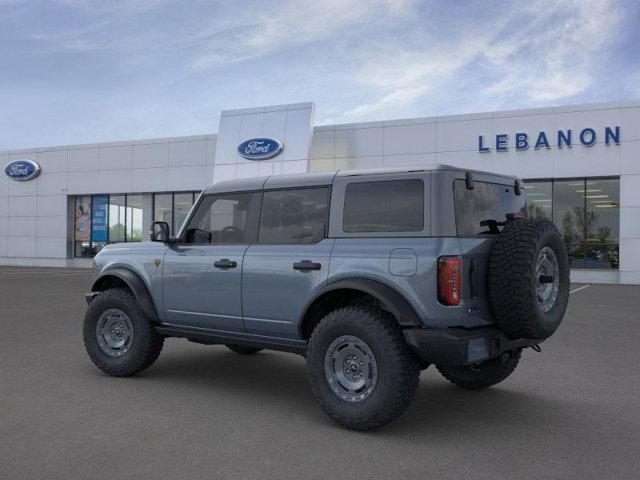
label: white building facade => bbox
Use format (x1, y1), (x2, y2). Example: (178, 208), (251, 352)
(1, 100), (639, 284)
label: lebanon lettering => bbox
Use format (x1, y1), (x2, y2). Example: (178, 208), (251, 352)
(478, 126), (620, 152)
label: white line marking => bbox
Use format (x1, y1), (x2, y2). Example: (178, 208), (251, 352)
(570, 284), (590, 294)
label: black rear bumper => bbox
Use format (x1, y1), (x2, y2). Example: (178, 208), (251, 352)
(403, 325), (540, 367)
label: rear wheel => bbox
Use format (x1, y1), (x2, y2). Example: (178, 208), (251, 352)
(83, 288), (164, 377)
(437, 349), (521, 390)
(307, 304), (420, 431)
(226, 344), (263, 355)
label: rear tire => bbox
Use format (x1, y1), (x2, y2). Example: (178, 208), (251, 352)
(83, 288), (164, 377)
(437, 349), (521, 390)
(307, 305), (420, 431)
(226, 344), (263, 355)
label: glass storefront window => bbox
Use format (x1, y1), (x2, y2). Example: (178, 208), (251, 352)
(174, 193), (194, 235)
(74, 193), (147, 258)
(554, 180), (589, 268)
(109, 195), (126, 242)
(74, 196), (92, 257)
(585, 179), (619, 269)
(126, 195), (143, 242)
(524, 177), (620, 270)
(154, 193), (172, 230)
(525, 181), (552, 220)
(152, 191), (198, 234)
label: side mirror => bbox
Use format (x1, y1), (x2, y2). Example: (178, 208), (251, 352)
(150, 221), (170, 242)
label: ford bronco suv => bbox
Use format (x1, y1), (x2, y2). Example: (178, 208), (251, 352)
(83, 165), (570, 430)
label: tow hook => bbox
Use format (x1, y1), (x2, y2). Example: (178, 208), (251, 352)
(531, 344), (542, 352)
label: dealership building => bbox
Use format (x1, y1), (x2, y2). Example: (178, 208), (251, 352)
(1, 100), (639, 284)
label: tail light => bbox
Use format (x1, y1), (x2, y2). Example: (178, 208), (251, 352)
(438, 256), (461, 305)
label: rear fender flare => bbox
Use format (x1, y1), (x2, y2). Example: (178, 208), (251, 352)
(299, 278), (422, 333)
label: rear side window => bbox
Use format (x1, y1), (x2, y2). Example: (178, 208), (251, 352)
(258, 188), (329, 244)
(454, 180), (526, 235)
(343, 179), (424, 233)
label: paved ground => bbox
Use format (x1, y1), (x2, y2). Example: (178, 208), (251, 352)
(1, 267), (639, 480)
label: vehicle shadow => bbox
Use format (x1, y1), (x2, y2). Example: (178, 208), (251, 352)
(130, 344), (598, 439)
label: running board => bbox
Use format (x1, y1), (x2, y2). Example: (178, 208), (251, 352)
(155, 324), (308, 355)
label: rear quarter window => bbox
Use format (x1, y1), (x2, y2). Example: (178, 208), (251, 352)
(343, 179), (424, 233)
(454, 179), (526, 235)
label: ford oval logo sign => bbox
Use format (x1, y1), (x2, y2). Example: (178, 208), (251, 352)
(237, 137), (283, 160)
(4, 159), (41, 181)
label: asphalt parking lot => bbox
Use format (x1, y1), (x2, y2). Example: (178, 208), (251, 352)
(1, 267), (639, 480)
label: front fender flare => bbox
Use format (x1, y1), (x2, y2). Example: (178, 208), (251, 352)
(91, 267), (159, 322)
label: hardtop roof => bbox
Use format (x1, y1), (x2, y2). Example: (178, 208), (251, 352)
(202, 164), (519, 194)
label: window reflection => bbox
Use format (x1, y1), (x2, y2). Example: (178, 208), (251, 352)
(524, 181), (552, 220)
(525, 178), (620, 270)
(152, 191), (198, 235)
(126, 195), (143, 242)
(154, 193), (172, 230)
(585, 179), (619, 269)
(174, 193), (194, 235)
(109, 195), (126, 242)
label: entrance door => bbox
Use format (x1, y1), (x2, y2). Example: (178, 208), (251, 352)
(242, 187), (333, 339)
(162, 191), (260, 332)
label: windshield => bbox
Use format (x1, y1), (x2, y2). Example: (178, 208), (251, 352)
(453, 179), (526, 235)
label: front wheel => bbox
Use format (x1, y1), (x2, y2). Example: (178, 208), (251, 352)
(436, 349), (521, 390)
(306, 305), (420, 431)
(83, 288), (164, 377)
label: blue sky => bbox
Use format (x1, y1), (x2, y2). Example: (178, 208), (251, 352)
(1, 0), (639, 150)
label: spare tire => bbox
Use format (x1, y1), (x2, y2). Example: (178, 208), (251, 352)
(489, 219), (570, 340)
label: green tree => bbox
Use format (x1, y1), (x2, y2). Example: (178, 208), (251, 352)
(109, 223), (125, 242)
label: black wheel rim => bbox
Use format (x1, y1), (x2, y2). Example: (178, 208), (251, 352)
(324, 335), (378, 403)
(96, 308), (134, 357)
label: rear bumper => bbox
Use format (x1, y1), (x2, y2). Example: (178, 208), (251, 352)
(403, 325), (540, 367)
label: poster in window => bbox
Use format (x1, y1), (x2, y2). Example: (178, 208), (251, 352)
(75, 196), (91, 241)
(91, 195), (108, 242)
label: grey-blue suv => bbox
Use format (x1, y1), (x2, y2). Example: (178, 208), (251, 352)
(83, 165), (570, 430)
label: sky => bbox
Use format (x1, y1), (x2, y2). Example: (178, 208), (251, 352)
(1, 0), (639, 150)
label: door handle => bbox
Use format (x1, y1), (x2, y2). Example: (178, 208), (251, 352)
(214, 258), (237, 269)
(293, 260), (321, 271)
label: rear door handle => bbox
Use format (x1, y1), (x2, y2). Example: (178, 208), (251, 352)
(293, 260), (321, 271)
(214, 258), (237, 269)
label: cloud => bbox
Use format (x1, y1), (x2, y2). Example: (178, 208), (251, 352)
(0, 0), (635, 149)
(190, 0), (415, 69)
(481, 0), (622, 104)
(334, 0), (626, 122)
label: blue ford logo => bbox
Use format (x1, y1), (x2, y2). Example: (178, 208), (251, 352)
(4, 159), (41, 181)
(237, 137), (283, 160)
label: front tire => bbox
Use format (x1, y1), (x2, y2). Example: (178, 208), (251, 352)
(83, 288), (164, 377)
(436, 349), (521, 390)
(307, 305), (420, 431)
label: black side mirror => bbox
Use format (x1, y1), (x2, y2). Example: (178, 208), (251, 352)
(150, 221), (170, 242)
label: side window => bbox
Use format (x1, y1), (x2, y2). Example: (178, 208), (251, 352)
(343, 179), (424, 232)
(258, 188), (329, 244)
(183, 193), (254, 244)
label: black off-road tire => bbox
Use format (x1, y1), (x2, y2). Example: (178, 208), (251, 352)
(437, 349), (521, 390)
(83, 288), (164, 377)
(226, 344), (263, 355)
(489, 219), (570, 340)
(307, 305), (420, 431)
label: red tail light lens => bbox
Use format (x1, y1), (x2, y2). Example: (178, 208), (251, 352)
(438, 256), (461, 305)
